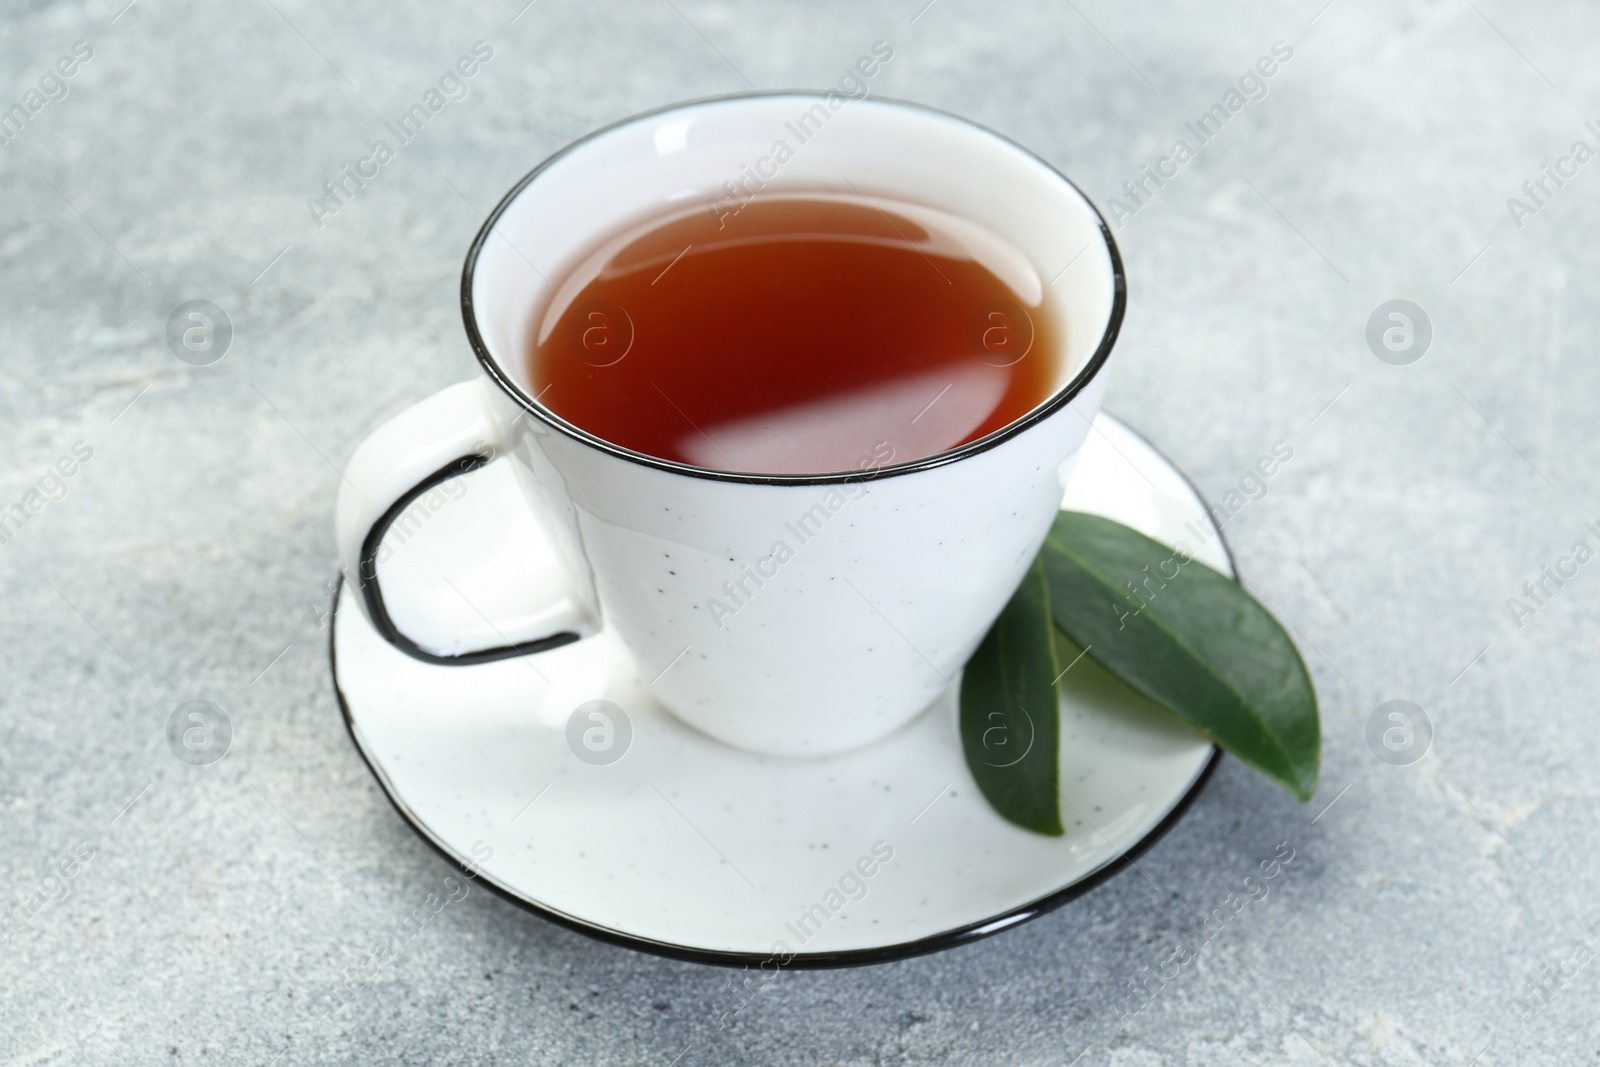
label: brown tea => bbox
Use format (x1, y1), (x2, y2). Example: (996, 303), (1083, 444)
(526, 193), (1060, 475)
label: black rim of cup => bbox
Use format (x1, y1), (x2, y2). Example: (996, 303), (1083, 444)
(459, 90), (1127, 487)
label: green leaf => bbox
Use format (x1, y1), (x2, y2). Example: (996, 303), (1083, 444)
(1040, 511), (1321, 802)
(959, 555), (1064, 835)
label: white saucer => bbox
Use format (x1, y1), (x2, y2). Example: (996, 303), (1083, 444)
(331, 412), (1230, 966)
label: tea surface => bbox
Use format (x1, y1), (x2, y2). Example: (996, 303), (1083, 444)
(527, 194), (1060, 475)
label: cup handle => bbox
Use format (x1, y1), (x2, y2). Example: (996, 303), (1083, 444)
(335, 379), (589, 665)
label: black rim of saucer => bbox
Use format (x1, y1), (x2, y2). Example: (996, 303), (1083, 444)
(329, 415), (1230, 970)
(459, 91), (1127, 487)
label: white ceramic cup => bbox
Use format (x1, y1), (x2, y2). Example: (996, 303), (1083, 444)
(335, 93), (1124, 757)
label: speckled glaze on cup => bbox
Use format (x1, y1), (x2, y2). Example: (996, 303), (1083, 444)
(334, 93), (1124, 756)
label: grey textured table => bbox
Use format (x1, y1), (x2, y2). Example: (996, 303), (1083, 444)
(3, 1), (1596, 1063)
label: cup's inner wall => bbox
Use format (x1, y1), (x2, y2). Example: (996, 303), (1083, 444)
(469, 95), (1116, 446)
